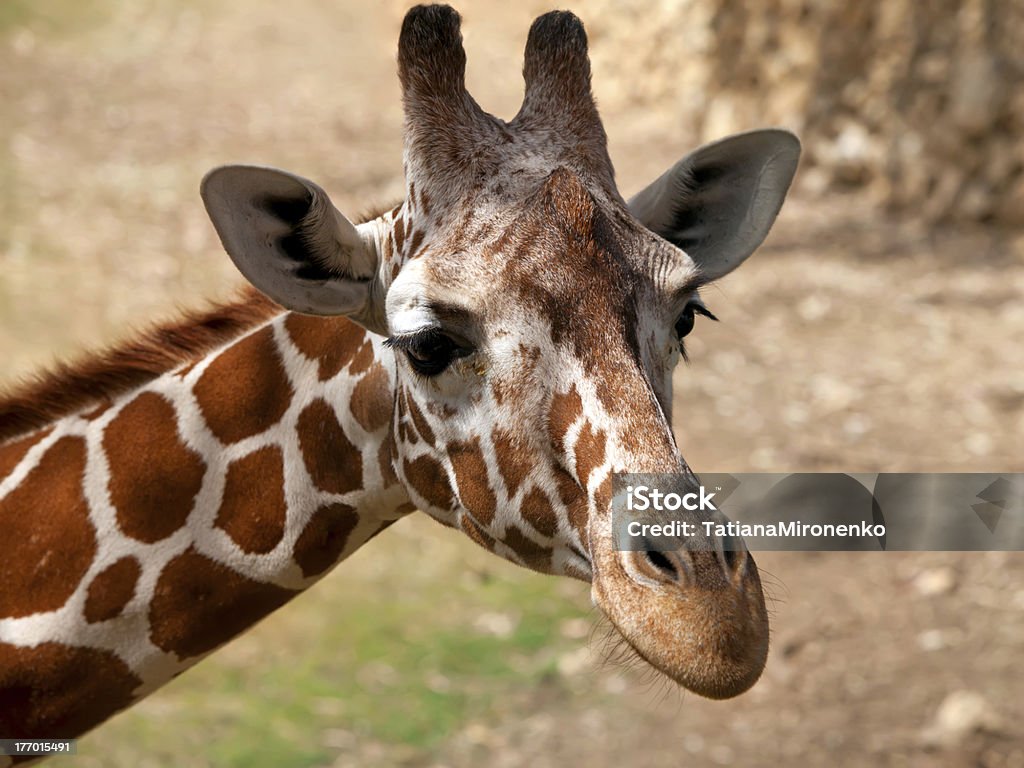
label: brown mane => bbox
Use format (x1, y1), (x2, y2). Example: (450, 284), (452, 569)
(0, 286), (283, 443)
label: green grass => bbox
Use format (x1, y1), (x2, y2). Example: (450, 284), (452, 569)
(0, 0), (109, 37)
(50, 519), (594, 768)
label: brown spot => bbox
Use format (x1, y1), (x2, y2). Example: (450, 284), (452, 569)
(568, 504), (589, 540)
(547, 385), (582, 456)
(573, 421), (606, 486)
(84, 557), (141, 623)
(522, 487), (558, 539)
(350, 362), (392, 432)
(104, 393), (205, 543)
(0, 437), (95, 618)
(293, 503), (360, 577)
(349, 341), (375, 376)
(460, 514), (495, 552)
(403, 455), (454, 511)
(554, 469), (579, 505)
(297, 399), (363, 495)
(285, 313), (366, 381)
(504, 525), (553, 572)
(570, 477), (608, 549)
(396, 390), (416, 446)
(194, 325), (294, 444)
(516, 343), (542, 378)
(594, 378), (620, 419)
(215, 446), (287, 554)
(394, 216), (406, 253)
(378, 437), (399, 486)
(490, 378), (508, 406)
(491, 428), (533, 498)
(448, 438), (496, 525)
(0, 426), (53, 481)
(399, 417), (416, 445)
(420, 189), (432, 216)
(0, 642), (140, 739)
(554, 468), (588, 538)
(405, 391), (435, 446)
(149, 547), (297, 659)
(408, 227), (425, 258)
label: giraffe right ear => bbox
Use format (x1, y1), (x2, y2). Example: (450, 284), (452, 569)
(201, 165), (380, 319)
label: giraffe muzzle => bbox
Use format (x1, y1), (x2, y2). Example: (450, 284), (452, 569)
(589, 520), (770, 699)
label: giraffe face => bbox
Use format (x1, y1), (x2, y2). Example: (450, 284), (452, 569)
(383, 148), (787, 700)
(382, 171), (680, 545)
(203, 6), (799, 700)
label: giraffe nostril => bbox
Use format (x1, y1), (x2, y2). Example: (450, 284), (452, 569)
(719, 537), (749, 579)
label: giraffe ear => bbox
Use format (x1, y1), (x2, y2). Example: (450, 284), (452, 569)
(201, 165), (380, 318)
(628, 129), (800, 280)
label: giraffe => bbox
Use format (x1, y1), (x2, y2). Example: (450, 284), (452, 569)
(0, 4), (800, 753)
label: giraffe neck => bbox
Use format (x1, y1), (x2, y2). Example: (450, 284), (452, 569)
(0, 309), (410, 742)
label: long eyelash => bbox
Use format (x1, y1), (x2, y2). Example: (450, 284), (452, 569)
(383, 327), (444, 351)
(678, 303), (716, 365)
(692, 304), (718, 322)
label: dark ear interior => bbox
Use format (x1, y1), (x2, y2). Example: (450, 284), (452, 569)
(201, 165), (377, 318)
(629, 129), (801, 280)
(254, 189), (337, 282)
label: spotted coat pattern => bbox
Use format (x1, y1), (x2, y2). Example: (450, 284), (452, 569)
(0, 317), (409, 745)
(0, 3), (788, 751)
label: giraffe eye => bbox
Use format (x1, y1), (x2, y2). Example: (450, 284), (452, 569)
(386, 328), (470, 377)
(674, 303), (717, 341)
(674, 307), (696, 339)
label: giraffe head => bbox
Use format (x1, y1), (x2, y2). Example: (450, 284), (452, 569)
(201, 5), (799, 699)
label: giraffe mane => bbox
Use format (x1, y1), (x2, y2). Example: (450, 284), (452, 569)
(0, 204), (395, 444)
(0, 285), (282, 443)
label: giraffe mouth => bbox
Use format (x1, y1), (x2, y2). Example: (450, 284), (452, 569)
(588, 529), (770, 699)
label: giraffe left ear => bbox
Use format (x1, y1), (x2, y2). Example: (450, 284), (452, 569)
(629, 129), (800, 280)
(201, 165), (382, 322)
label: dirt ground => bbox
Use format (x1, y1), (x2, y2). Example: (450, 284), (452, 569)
(2, 1), (1022, 766)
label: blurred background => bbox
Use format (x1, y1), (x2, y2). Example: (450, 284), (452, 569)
(1, 1), (1022, 766)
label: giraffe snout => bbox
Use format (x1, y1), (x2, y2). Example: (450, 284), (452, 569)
(590, 517), (769, 699)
